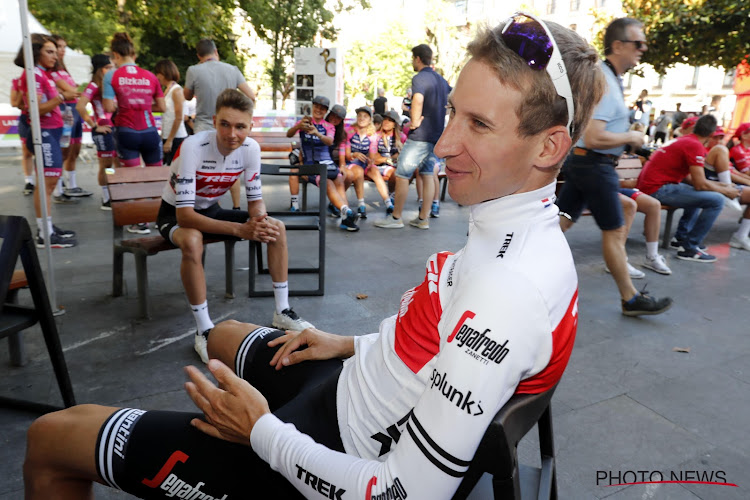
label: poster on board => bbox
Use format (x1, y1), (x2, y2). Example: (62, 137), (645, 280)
(293, 47), (344, 118)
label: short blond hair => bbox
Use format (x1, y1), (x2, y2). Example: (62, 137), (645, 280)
(467, 20), (605, 145)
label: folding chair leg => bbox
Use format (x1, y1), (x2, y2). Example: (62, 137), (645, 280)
(38, 309), (76, 408)
(248, 240), (257, 295)
(134, 253), (150, 319)
(8, 333), (26, 367)
(113, 246), (125, 297)
(224, 240), (235, 299)
(661, 208), (676, 249)
(441, 176), (448, 201)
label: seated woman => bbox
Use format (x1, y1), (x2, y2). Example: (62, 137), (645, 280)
(343, 106), (394, 218)
(373, 111), (406, 212)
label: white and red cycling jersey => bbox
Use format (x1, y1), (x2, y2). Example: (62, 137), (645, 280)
(161, 130), (262, 210)
(251, 182), (579, 499)
(730, 143), (750, 173)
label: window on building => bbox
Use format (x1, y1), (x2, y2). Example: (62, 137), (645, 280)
(723, 68), (736, 88)
(546, 0), (556, 15)
(655, 74), (664, 89)
(454, 0), (467, 18)
(570, 0), (581, 11)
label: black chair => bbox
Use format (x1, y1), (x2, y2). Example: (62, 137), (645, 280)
(453, 385), (558, 500)
(0, 215), (76, 413)
(248, 163), (327, 297)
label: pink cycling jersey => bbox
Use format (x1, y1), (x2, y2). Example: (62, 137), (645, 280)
(103, 63), (163, 130)
(346, 127), (378, 167)
(48, 69), (78, 104)
(82, 82), (113, 126)
(22, 67), (63, 129)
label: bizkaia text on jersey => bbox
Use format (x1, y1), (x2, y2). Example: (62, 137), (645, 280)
(447, 311), (511, 365)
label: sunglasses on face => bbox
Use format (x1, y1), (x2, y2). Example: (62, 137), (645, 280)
(620, 39), (648, 50)
(501, 12), (575, 136)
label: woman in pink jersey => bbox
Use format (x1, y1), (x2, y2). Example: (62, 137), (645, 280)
(103, 33), (165, 169)
(344, 106), (394, 218)
(373, 110), (406, 199)
(11, 75), (35, 195)
(77, 54), (119, 210)
(14, 34), (77, 248)
(103, 32), (166, 233)
(49, 34), (89, 200)
(729, 122), (750, 174)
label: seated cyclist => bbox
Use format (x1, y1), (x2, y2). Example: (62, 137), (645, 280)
(25, 15), (604, 499)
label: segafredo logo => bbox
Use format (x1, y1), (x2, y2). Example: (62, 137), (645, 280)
(447, 311), (510, 365)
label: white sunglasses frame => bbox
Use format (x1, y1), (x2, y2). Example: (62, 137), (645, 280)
(502, 12), (575, 136)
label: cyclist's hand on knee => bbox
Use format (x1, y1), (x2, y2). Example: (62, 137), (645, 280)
(185, 360), (270, 444)
(268, 328), (354, 370)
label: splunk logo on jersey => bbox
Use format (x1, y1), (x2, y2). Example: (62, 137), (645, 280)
(118, 76), (151, 86)
(365, 476), (408, 500)
(141, 450), (228, 499)
(429, 369), (484, 416)
(294, 464), (346, 499)
(447, 311), (510, 366)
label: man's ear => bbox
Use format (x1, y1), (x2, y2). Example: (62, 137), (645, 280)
(212, 115), (217, 128)
(537, 126), (572, 169)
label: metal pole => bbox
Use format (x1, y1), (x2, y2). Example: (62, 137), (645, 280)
(18, 0), (61, 314)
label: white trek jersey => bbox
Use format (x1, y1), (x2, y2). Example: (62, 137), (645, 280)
(161, 130), (262, 210)
(251, 183), (579, 500)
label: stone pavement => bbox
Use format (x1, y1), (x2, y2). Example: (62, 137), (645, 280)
(1, 149), (748, 499)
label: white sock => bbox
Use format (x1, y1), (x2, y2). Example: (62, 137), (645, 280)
(646, 241), (659, 259)
(36, 217), (44, 235)
(25, 176), (34, 184)
(341, 204), (349, 215)
(735, 218), (750, 240)
(190, 301), (214, 334)
(432, 200), (439, 206)
(290, 195), (299, 209)
(358, 198), (365, 207)
(273, 282), (290, 314)
(64, 170), (78, 188)
(385, 197), (394, 207)
(717, 170), (732, 185)
(102, 185), (110, 202)
(53, 178), (63, 196)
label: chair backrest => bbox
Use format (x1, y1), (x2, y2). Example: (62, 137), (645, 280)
(106, 167), (171, 228)
(0, 215), (28, 306)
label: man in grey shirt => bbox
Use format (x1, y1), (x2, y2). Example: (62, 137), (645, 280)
(184, 39), (256, 207)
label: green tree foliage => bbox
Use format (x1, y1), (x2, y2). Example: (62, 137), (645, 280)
(28, 0), (242, 84)
(344, 21), (416, 106)
(239, 0), (370, 109)
(622, 0), (750, 74)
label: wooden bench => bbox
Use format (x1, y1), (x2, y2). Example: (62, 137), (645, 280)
(556, 156), (679, 249)
(107, 166), (237, 319)
(250, 131), (296, 161)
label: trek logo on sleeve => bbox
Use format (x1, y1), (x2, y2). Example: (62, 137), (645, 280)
(496, 232), (514, 258)
(447, 311), (510, 366)
(141, 450), (229, 499)
(365, 475), (408, 499)
(295, 464), (346, 500)
(429, 369), (484, 416)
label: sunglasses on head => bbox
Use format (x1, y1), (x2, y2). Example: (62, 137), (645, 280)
(619, 39), (648, 50)
(501, 12), (574, 136)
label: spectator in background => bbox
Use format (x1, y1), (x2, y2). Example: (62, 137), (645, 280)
(373, 110), (406, 196)
(49, 34), (90, 201)
(184, 96), (197, 135)
(154, 59), (188, 166)
(401, 86), (412, 119)
(729, 122), (750, 174)
(632, 89), (652, 132)
(77, 54), (120, 210)
(375, 44), (451, 230)
(672, 115), (697, 139)
(184, 38), (256, 210)
(373, 87), (387, 115)
(14, 33), (77, 248)
(344, 105), (394, 218)
(10, 75), (35, 195)
(103, 32), (166, 234)
(652, 109), (669, 145)
(556, 17), (672, 316)
(671, 102), (687, 137)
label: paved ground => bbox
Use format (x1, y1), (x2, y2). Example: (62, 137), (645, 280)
(1, 148), (748, 499)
